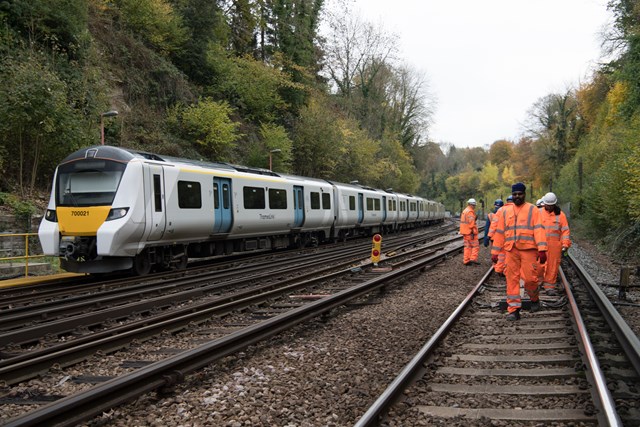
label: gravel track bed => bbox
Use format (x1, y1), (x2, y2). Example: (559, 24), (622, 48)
(570, 238), (640, 336)
(73, 247), (483, 426)
(2, 237), (637, 426)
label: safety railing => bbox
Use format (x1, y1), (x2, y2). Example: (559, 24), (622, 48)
(0, 232), (50, 278)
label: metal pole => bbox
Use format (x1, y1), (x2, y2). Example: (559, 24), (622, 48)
(269, 152), (273, 171)
(100, 116), (105, 145)
(25, 234), (29, 277)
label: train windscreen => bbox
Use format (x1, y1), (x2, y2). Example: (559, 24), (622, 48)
(56, 159), (127, 206)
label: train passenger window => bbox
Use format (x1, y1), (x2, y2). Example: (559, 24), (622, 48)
(322, 193), (331, 209)
(310, 192), (320, 209)
(393, 200), (397, 210)
(153, 174), (162, 212)
(366, 198), (373, 210)
(349, 196), (355, 210)
(243, 186), (265, 209)
(269, 188), (287, 209)
(374, 199), (380, 211)
(410, 202), (416, 212)
(213, 183), (219, 209)
(178, 181), (202, 209)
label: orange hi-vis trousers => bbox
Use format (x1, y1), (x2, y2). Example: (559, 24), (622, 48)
(542, 239), (563, 292)
(505, 248), (540, 314)
(493, 249), (506, 274)
(463, 234), (479, 264)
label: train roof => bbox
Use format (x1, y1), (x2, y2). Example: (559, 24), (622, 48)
(60, 146), (280, 177)
(60, 147), (444, 206)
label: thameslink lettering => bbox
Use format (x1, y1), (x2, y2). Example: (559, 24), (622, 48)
(259, 214), (275, 220)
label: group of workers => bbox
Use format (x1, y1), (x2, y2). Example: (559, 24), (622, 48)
(458, 182), (571, 321)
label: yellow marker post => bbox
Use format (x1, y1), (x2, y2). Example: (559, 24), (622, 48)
(371, 234), (382, 266)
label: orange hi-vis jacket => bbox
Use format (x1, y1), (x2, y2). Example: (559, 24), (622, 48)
(459, 206), (478, 235)
(487, 211), (498, 239)
(491, 202), (547, 254)
(540, 209), (571, 248)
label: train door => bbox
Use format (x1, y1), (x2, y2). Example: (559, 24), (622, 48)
(147, 165), (166, 241)
(213, 177), (233, 234)
(382, 196), (387, 222)
(357, 193), (364, 223)
(293, 186), (304, 227)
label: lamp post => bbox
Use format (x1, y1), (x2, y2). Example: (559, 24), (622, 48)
(100, 110), (119, 145)
(268, 149), (281, 171)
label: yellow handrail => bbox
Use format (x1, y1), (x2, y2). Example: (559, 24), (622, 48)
(0, 232), (46, 278)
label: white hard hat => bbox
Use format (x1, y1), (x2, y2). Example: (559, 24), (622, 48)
(536, 198), (543, 207)
(542, 192), (557, 205)
(467, 198), (477, 205)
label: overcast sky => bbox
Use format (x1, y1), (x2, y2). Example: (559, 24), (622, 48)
(345, 0), (612, 148)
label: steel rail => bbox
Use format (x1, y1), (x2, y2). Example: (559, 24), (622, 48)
(559, 265), (622, 426)
(567, 252), (640, 377)
(3, 242), (462, 427)
(353, 265), (493, 427)
(1, 235), (462, 385)
(0, 246), (375, 346)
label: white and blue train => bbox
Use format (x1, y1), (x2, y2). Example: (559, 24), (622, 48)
(38, 146), (445, 275)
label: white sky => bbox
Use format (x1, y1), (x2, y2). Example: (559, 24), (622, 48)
(348, 0), (612, 148)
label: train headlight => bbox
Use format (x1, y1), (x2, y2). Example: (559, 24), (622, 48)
(106, 207), (129, 221)
(44, 209), (57, 222)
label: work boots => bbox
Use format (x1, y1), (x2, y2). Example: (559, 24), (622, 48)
(506, 310), (521, 321)
(530, 301), (541, 312)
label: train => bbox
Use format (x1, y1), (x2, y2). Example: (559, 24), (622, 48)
(38, 146), (446, 275)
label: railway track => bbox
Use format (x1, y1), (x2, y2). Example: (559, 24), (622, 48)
(356, 253), (640, 426)
(0, 227), (465, 425)
(0, 226), (456, 350)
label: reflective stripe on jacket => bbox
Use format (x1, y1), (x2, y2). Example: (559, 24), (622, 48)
(459, 206), (477, 235)
(491, 202), (547, 254)
(541, 209), (571, 248)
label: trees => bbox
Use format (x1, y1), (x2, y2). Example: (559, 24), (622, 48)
(526, 91), (582, 172)
(0, 54), (91, 195)
(168, 98), (241, 161)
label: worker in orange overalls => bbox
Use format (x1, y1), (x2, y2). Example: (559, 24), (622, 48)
(483, 199), (505, 275)
(459, 198), (479, 265)
(491, 182), (547, 321)
(539, 192), (571, 296)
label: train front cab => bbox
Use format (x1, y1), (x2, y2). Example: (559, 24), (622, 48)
(38, 146), (146, 274)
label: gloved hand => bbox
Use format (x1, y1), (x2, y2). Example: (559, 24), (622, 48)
(470, 233), (475, 241)
(562, 247), (569, 257)
(491, 254), (498, 264)
(483, 240), (489, 247)
(538, 251), (547, 265)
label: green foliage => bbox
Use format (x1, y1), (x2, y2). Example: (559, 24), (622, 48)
(168, 98), (241, 161)
(625, 138), (640, 221)
(291, 95), (342, 178)
(243, 123), (293, 172)
(488, 140), (514, 166)
(114, 0), (188, 55)
(0, 0), (89, 59)
(332, 119), (381, 186)
(0, 51), (92, 194)
(229, 0), (257, 56)
(216, 55), (289, 122)
(0, 192), (36, 223)
(171, 0), (227, 85)
(478, 162), (499, 194)
(376, 136), (419, 193)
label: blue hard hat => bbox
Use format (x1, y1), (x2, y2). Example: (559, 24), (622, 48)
(506, 195), (513, 202)
(494, 199), (504, 207)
